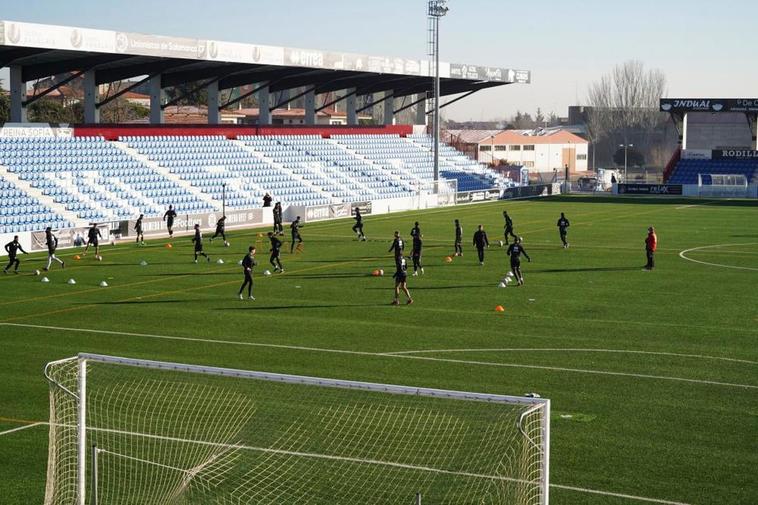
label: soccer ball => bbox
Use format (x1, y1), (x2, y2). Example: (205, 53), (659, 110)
(34, 270), (40, 276)
(378, 269), (384, 276)
(224, 241), (230, 247)
(96, 255), (102, 261)
(263, 270), (272, 276)
(498, 240), (504, 247)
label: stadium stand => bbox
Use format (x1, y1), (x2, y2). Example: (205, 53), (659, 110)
(0, 136), (213, 226)
(666, 158), (758, 185)
(0, 132), (506, 234)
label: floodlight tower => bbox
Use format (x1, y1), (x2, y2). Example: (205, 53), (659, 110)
(428, 0), (449, 182)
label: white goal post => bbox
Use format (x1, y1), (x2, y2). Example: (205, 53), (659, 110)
(44, 353), (550, 505)
(697, 173), (750, 197)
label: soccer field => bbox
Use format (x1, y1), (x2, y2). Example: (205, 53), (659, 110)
(1, 195), (756, 505)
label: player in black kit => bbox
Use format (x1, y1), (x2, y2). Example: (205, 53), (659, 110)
(411, 228), (424, 276)
(557, 212), (570, 248)
(352, 208), (367, 241)
(268, 232), (284, 272)
(44, 227), (65, 271)
(506, 236), (531, 286)
(273, 202), (284, 235)
(290, 216), (304, 253)
(503, 211), (517, 245)
(135, 214), (145, 245)
(163, 205), (177, 238)
(192, 224), (210, 263)
(454, 219), (463, 256)
(392, 256), (413, 305)
(238, 246), (257, 300)
(388, 231), (405, 269)
(3, 236), (27, 274)
(473, 225), (489, 265)
(410, 221), (421, 240)
(210, 216), (228, 245)
(83, 223), (103, 260)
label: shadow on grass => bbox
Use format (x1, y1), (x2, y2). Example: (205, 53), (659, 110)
(281, 273), (373, 280)
(219, 303), (378, 311)
(539, 195), (758, 207)
(141, 272), (238, 277)
(365, 284), (491, 291)
(531, 266), (642, 273)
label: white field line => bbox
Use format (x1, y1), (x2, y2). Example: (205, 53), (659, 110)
(679, 243), (758, 272)
(2, 323), (756, 390)
(58, 422), (691, 505)
(384, 348), (758, 365)
(0, 422), (44, 437)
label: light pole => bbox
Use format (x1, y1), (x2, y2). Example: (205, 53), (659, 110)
(491, 134), (495, 167)
(428, 0), (449, 183)
(222, 182), (226, 217)
(619, 143), (633, 183)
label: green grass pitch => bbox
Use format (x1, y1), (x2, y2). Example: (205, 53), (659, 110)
(0, 195), (756, 505)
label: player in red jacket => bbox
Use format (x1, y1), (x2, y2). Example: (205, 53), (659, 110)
(645, 226), (657, 270)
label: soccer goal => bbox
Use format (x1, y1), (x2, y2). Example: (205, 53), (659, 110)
(697, 173), (750, 197)
(44, 353), (550, 505)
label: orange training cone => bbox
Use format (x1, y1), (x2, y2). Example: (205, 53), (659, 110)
(495, 305), (505, 312)
(165, 243), (173, 249)
(73, 255), (81, 260)
(445, 256), (453, 263)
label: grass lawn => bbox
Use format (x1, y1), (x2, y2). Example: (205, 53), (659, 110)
(1, 195), (756, 504)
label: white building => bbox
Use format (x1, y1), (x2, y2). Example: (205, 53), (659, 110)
(446, 129), (589, 174)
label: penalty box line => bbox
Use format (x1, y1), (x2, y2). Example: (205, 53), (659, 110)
(1, 323), (756, 391)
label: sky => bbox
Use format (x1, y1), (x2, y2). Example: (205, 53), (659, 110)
(1, 0), (757, 121)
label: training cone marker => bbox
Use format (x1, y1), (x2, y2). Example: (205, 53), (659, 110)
(34, 270), (40, 276)
(237, 260), (243, 266)
(379, 269), (384, 276)
(495, 305), (505, 312)
(372, 269), (380, 277)
(216, 258), (225, 264)
(498, 282), (507, 288)
(74, 255), (81, 260)
(67, 278), (76, 285)
(507, 272), (515, 278)
(165, 243), (173, 249)
(139, 260), (148, 266)
(41, 277), (50, 283)
(263, 270), (272, 276)
(99, 281), (108, 287)
(445, 256), (453, 263)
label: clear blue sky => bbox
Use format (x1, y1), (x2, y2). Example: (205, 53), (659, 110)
(2, 0), (756, 121)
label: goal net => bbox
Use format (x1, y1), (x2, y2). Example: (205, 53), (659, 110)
(697, 173), (750, 197)
(44, 353), (550, 505)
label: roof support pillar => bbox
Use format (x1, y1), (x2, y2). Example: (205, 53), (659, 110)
(207, 80), (220, 125)
(383, 90), (395, 125)
(258, 84), (271, 125)
(149, 75), (164, 125)
(9, 66), (27, 123)
(416, 93), (428, 126)
(304, 88), (316, 125)
(346, 88), (358, 125)
(83, 69), (99, 124)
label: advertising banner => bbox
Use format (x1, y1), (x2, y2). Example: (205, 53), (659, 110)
(305, 204), (352, 223)
(617, 184), (683, 195)
(350, 201), (373, 215)
(30, 225), (109, 252)
(712, 149), (758, 159)
(501, 184), (554, 200)
(124, 209), (263, 238)
(0, 124), (74, 138)
(660, 98), (758, 113)
(456, 189), (502, 204)
(1, 21), (115, 53)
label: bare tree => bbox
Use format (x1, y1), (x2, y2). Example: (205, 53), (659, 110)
(586, 60), (668, 169)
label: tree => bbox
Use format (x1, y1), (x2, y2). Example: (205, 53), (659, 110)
(535, 108), (545, 127)
(547, 111), (560, 127)
(613, 146), (645, 167)
(28, 98), (80, 123)
(587, 60), (666, 141)
(586, 60), (667, 169)
(0, 93), (9, 123)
